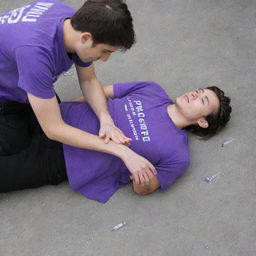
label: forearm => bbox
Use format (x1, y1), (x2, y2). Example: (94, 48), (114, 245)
(49, 121), (128, 158)
(81, 79), (113, 123)
(78, 81), (130, 145)
(28, 92), (128, 157)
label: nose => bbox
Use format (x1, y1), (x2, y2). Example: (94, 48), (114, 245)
(191, 91), (198, 100)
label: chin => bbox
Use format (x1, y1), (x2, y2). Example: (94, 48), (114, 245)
(175, 97), (183, 105)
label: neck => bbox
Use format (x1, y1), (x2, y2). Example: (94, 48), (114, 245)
(167, 104), (194, 130)
(63, 19), (80, 53)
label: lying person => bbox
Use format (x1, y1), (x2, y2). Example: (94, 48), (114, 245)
(0, 81), (231, 202)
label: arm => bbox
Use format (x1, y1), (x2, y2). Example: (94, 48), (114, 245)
(75, 64), (130, 144)
(75, 64), (110, 118)
(72, 85), (114, 102)
(28, 93), (156, 183)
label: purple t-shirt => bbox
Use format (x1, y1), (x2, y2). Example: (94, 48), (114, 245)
(0, 0), (92, 103)
(60, 81), (190, 203)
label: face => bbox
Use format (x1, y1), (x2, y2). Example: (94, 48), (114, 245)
(75, 34), (119, 63)
(175, 88), (220, 124)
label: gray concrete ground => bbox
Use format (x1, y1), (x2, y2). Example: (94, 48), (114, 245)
(0, 0), (255, 255)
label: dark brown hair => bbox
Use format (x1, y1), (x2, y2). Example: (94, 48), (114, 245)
(71, 0), (135, 50)
(186, 86), (232, 138)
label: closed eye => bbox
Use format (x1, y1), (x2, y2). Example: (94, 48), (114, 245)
(196, 89), (204, 94)
(102, 49), (114, 54)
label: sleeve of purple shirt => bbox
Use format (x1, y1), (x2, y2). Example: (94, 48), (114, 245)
(15, 46), (56, 99)
(113, 81), (154, 98)
(156, 160), (189, 190)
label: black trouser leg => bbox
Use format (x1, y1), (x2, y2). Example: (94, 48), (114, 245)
(0, 114), (31, 155)
(0, 133), (67, 193)
(0, 102), (31, 155)
(0, 102), (40, 155)
(0, 93), (61, 156)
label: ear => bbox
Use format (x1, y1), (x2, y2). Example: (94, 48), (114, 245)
(80, 32), (93, 44)
(197, 118), (209, 128)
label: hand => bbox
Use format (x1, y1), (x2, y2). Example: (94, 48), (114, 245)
(99, 113), (131, 145)
(122, 151), (157, 185)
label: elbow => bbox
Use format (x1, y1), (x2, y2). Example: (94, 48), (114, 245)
(42, 124), (62, 141)
(133, 186), (152, 195)
(44, 129), (56, 140)
(134, 191), (151, 196)
(132, 179), (160, 195)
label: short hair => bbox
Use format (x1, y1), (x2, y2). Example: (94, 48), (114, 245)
(70, 0), (135, 50)
(185, 86), (232, 139)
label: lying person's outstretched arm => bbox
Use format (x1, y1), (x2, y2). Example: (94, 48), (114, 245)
(72, 85), (115, 102)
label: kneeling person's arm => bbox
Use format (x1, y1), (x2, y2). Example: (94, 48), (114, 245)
(27, 93), (157, 183)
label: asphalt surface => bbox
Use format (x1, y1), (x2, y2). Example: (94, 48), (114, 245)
(0, 0), (255, 255)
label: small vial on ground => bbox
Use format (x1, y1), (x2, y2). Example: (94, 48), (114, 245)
(204, 244), (210, 250)
(204, 172), (221, 183)
(221, 138), (234, 147)
(112, 221), (127, 231)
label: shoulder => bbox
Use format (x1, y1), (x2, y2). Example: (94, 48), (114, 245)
(115, 80), (168, 95)
(159, 130), (190, 167)
(15, 45), (54, 66)
(139, 81), (170, 99)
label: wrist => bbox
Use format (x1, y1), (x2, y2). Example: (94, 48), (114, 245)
(99, 111), (113, 125)
(112, 143), (130, 159)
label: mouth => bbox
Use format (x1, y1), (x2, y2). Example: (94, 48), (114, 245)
(184, 95), (189, 103)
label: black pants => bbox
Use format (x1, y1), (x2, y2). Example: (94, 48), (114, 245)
(0, 102), (34, 155)
(0, 101), (67, 192)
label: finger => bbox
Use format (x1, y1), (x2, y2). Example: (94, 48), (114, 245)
(117, 132), (128, 144)
(99, 131), (106, 138)
(134, 173), (140, 185)
(115, 133), (127, 144)
(116, 130), (130, 144)
(138, 172), (145, 185)
(122, 134), (131, 141)
(142, 171), (150, 184)
(145, 168), (154, 179)
(124, 139), (131, 146)
(125, 137), (132, 143)
(141, 171), (150, 185)
(104, 135), (110, 144)
(112, 135), (122, 144)
(130, 175), (133, 180)
(125, 141), (131, 147)
(148, 163), (157, 175)
(117, 135), (125, 144)
(121, 136), (131, 146)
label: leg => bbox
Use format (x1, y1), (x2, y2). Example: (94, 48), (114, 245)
(0, 103), (37, 155)
(0, 114), (31, 155)
(0, 133), (67, 193)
